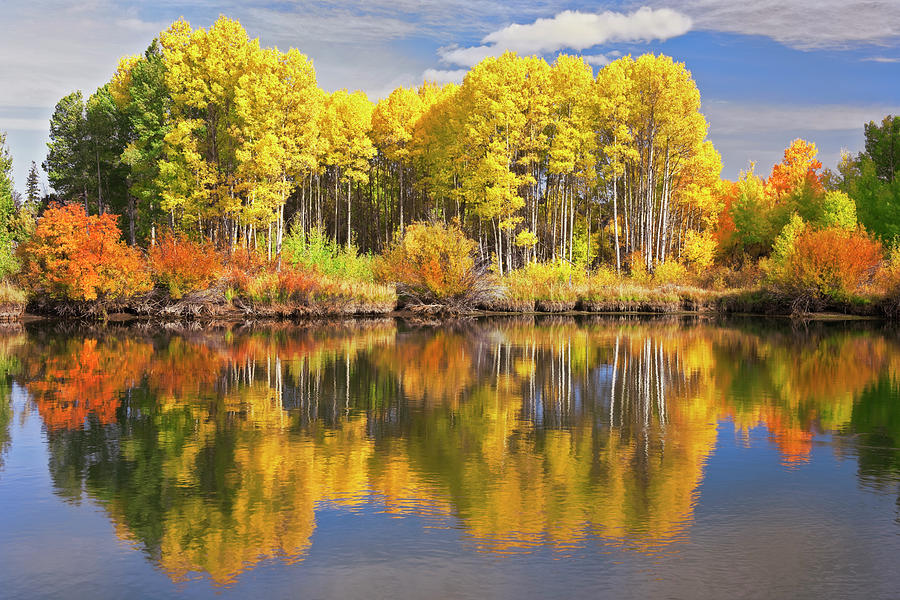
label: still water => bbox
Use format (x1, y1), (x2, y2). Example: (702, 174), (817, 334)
(0, 316), (898, 599)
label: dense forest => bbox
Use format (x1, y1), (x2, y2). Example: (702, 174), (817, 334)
(30, 16), (720, 273)
(2, 15), (900, 315)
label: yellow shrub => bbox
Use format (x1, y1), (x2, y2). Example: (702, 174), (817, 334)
(376, 221), (494, 308)
(628, 253), (650, 284)
(653, 260), (690, 286)
(589, 266), (618, 287)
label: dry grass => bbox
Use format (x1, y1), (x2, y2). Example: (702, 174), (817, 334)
(492, 264), (738, 314)
(0, 281), (28, 322)
(228, 265), (397, 316)
(0, 281), (26, 304)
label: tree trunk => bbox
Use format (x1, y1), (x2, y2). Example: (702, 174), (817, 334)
(347, 179), (351, 247)
(399, 161), (405, 234)
(128, 194), (136, 246)
(612, 148), (621, 274)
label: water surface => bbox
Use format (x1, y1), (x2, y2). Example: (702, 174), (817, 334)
(0, 317), (898, 599)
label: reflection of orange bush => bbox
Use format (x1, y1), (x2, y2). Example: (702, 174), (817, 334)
(18, 204), (151, 300)
(376, 332), (474, 404)
(149, 233), (222, 299)
(28, 338), (152, 430)
(145, 337), (224, 398)
(762, 409), (814, 466)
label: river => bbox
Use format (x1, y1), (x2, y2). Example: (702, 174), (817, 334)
(0, 316), (898, 598)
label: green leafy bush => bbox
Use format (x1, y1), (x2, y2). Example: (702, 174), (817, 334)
(282, 225), (375, 282)
(0, 235), (18, 279)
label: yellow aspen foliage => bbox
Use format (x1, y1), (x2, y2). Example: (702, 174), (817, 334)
(455, 52), (529, 222)
(69, 14), (742, 272)
(372, 87), (423, 166)
(321, 90), (376, 185)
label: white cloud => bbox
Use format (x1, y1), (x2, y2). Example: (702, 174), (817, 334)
(0, 2), (164, 109)
(582, 51), (623, 67)
(648, 0), (900, 50)
(242, 7), (418, 45)
(862, 56), (900, 63)
(704, 101), (900, 135)
(422, 68), (468, 85)
(484, 8), (691, 53)
(440, 7), (692, 67)
(438, 46), (497, 69)
(0, 117), (48, 132)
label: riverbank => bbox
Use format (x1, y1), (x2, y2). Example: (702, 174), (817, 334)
(10, 282), (894, 322)
(0, 282), (27, 323)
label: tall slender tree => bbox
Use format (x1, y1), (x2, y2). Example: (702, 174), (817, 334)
(25, 161), (40, 208)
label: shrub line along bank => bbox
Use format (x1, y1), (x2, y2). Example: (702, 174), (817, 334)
(10, 287), (895, 322)
(3, 211), (896, 322)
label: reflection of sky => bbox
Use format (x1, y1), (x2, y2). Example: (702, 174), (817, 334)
(1, 387), (899, 598)
(0, 386), (172, 599)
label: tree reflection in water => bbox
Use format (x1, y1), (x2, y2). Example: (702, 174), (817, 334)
(0, 326), (23, 473)
(3, 317), (899, 585)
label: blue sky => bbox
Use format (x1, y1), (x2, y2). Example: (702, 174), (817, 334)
(2, 0), (899, 194)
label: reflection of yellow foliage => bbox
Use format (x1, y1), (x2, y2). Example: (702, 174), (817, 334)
(373, 330), (475, 405)
(16, 319), (900, 585)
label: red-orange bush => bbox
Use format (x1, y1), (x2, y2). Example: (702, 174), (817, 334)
(778, 227), (882, 300)
(149, 233), (222, 299)
(221, 249), (269, 298)
(229, 263), (328, 305)
(18, 203), (151, 301)
(274, 268), (320, 303)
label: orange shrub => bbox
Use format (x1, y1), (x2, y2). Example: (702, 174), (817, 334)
(765, 138), (823, 200)
(779, 227), (882, 300)
(18, 203), (151, 301)
(875, 246), (900, 316)
(376, 221), (494, 308)
(221, 256), (322, 305)
(150, 233), (222, 299)
(222, 249), (269, 296)
(272, 268), (320, 303)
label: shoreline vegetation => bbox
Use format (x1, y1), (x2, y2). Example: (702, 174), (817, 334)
(3, 16), (900, 323)
(13, 292), (893, 324)
(3, 213), (896, 322)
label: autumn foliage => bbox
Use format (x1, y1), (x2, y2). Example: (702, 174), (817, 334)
(244, 267), (321, 305)
(376, 221), (496, 309)
(771, 226), (882, 302)
(18, 203), (151, 301)
(149, 233), (222, 299)
(24, 12), (900, 318)
(765, 139), (824, 200)
(221, 250), (396, 313)
(25, 337), (153, 430)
